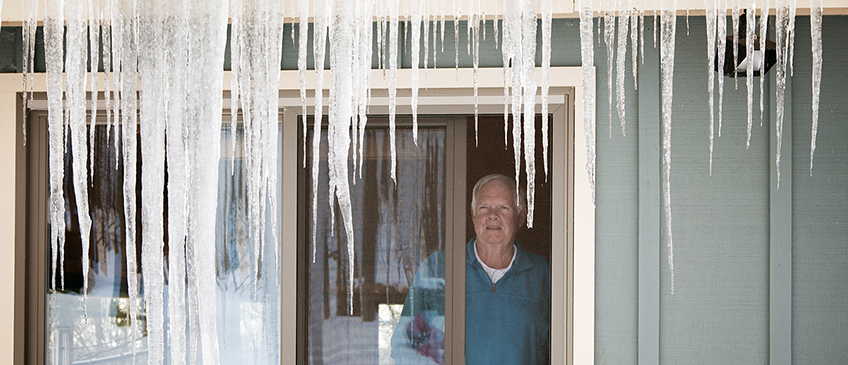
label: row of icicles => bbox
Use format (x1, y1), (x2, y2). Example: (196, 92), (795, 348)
(15, 0), (822, 362)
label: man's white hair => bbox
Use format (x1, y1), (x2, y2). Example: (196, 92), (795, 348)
(470, 173), (526, 214)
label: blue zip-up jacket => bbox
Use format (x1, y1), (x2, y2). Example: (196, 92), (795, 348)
(392, 239), (551, 364)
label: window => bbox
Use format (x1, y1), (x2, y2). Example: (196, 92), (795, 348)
(298, 114), (553, 364)
(16, 66), (592, 364)
(23, 111), (282, 364)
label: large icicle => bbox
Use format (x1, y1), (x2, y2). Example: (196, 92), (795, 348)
(186, 1), (229, 364)
(660, 0), (677, 294)
(299, 0), (309, 167)
(311, 0), (329, 263)
(66, 0), (93, 313)
(774, 0), (790, 188)
(579, 0), (596, 203)
(706, 0), (717, 174)
(137, 1), (167, 361)
(115, 0), (140, 357)
(45, 0), (66, 293)
(389, 0), (399, 184)
(232, 0), (284, 292)
(810, 0), (822, 175)
(165, 1), (190, 363)
(328, 0), (357, 315)
(521, 0), (537, 227)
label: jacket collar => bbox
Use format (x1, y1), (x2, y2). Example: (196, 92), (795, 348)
(466, 238), (533, 274)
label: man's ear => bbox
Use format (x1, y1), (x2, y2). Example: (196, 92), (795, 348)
(519, 208), (527, 228)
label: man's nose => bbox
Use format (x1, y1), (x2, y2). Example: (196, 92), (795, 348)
(486, 210), (499, 219)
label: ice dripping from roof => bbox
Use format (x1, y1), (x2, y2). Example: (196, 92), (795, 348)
(810, 0), (822, 175)
(660, 0), (677, 295)
(706, 0), (717, 175)
(45, 0), (66, 294)
(579, 0), (596, 203)
(745, 0), (755, 149)
(616, 1), (629, 136)
(66, 0), (93, 315)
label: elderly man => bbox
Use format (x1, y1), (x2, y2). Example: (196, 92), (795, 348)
(391, 174), (551, 364)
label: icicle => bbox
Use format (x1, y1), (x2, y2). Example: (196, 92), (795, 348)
(774, 0), (791, 189)
(579, 0), (596, 203)
(22, 0), (39, 146)
(759, 0), (771, 127)
(88, 0), (100, 186)
(521, 0), (537, 227)
(631, 5), (639, 90)
(542, 0), (551, 179)
(66, 0), (93, 316)
(660, 0), (677, 294)
(137, 1), (167, 361)
(45, 0), (66, 294)
(412, 0), (421, 145)
(746, 1), (756, 149)
(717, 0), (727, 137)
(502, 28), (510, 149)
(616, 2), (630, 136)
(299, 0), (309, 168)
(311, 0), (328, 263)
(732, 0), (740, 90)
(707, 0), (717, 175)
(185, 1), (228, 364)
(115, 0), (140, 358)
(787, 0), (796, 76)
(165, 1), (190, 363)
(390, 0), (399, 184)
(473, 13), (480, 146)
(604, 9), (614, 138)
(810, 0), (822, 175)
(356, 0), (372, 179)
(328, 0), (357, 315)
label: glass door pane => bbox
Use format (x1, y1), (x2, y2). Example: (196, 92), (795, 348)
(303, 120), (446, 364)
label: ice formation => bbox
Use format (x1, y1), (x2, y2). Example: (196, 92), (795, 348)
(660, 0), (677, 295)
(28, 0), (829, 360)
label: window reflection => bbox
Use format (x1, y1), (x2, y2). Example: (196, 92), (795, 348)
(304, 123), (446, 364)
(47, 123), (280, 364)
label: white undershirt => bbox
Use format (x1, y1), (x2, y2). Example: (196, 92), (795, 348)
(474, 243), (517, 284)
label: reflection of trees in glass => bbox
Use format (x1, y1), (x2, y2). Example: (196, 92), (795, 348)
(306, 123), (445, 363)
(48, 124), (280, 364)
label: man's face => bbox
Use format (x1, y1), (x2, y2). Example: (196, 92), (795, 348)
(471, 179), (526, 248)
